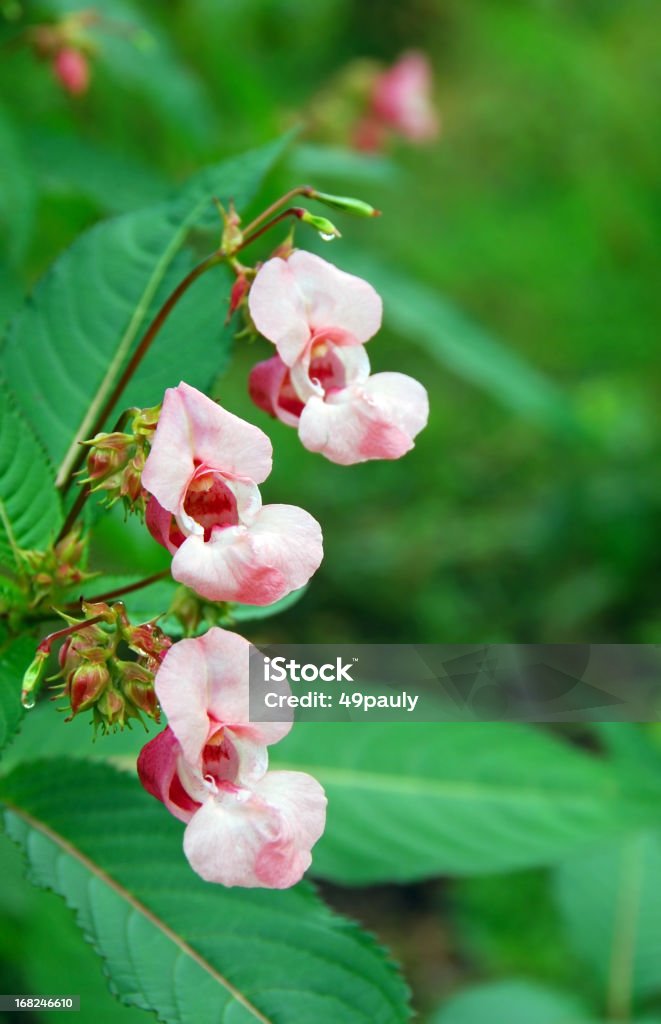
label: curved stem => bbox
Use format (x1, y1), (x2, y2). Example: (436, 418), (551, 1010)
(238, 207), (306, 252)
(241, 185), (313, 237)
(59, 249), (224, 496)
(68, 569), (170, 609)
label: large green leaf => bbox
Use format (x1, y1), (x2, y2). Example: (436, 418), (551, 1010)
(554, 831), (661, 1006)
(0, 391), (62, 567)
(0, 759), (410, 1024)
(428, 980), (596, 1024)
(2, 137), (288, 487)
(271, 723), (658, 883)
(340, 252), (577, 435)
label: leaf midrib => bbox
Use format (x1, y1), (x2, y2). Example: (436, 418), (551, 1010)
(271, 762), (618, 807)
(4, 802), (273, 1024)
(54, 195), (208, 488)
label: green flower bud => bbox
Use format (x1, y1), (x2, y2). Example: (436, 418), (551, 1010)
(309, 190), (380, 219)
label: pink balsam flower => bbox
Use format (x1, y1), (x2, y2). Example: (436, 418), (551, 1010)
(248, 251), (429, 465)
(371, 51), (439, 143)
(142, 382), (323, 604)
(137, 628), (326, 888)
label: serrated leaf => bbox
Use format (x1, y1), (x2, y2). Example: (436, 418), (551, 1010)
(0, 635), (36, 756)
(428, 980), (596, 1024)
(2, 137), (288, 488)
(340, 252), (577, 435)
(271, 723), (657, 883)
(0, 102), (35, 265)
(0, 759), (410, 1024)
(554, 831), (661, 1004)
(0, 391), (62, 567)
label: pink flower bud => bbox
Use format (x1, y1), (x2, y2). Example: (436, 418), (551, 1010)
(52, 47), (90, 96)
(69, 662), (110, 714)
(226, 275), (250, 322)
(96, 685), (126, 728)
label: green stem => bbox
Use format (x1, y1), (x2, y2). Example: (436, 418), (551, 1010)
(240, 185), (313, 237)
(67, 569), (170, 609)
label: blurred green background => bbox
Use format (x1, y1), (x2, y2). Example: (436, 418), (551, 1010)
(1, 0), (659, 1020)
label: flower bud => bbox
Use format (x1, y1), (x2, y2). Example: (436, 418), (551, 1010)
(227, 274), (250, 321)
(95, 685), (127, 729)
(118, 662), (159, 720)
(21, 650), (49, 709)
(124, 622), (172, 663)
(69, 662), (110, 714)
(52, 47), (89, 96)
(298, 210), (341, 240)
(309, 189), (381, 218)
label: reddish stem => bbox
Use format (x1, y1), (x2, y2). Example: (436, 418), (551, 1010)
(37, 613), (108, 656)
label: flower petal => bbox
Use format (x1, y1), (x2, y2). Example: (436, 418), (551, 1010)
(137, 727), (200, 823)
(142, 382), (272, 513)
(170, 504), (323, 606)
(298, 371), (429, 464)
(249, 252), (382, 365)
(248, 354), (302, 427)
(155, 628), (289, 764)
(183, 770), (327, 888)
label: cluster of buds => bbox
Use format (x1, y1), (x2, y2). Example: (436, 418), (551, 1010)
(81, 404), (160, 516)
(28, 10), (98, 96)
(22, 601), (171, 732)
(18, 528), (93, 610)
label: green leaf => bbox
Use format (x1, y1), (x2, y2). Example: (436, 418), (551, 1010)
(271, 723), (657, 884)
(2, 136), (289, 488)
(0, 391), (62, 567)
(428, 980), (596, 1024)
(0, 830), (147, 1024)
(0, 759), (410, 1024)
(340, 252), (577, 435)
(554, 831), (661, 1004)
(0, 103), (35, 265)
(0, 636), (35, 757)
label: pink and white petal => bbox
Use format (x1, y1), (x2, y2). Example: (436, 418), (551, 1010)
(182, 770), (327, 888)
(145, 495), (181, 554)
(137, 727), (200, 824)
(194, 628), (291, 749)
(248, 258), (312, 365)
(251, 770), (327, 888)
(143, 384), (272, 510)
(298, 372), (428, 464)
(248, 355), (302, 428)
(287, 251), (382, 346)
(171, 505), (323, 606)
(142, 387), (197, 512)
(333, 342), (371, 387)
(153, 636), (213, 764)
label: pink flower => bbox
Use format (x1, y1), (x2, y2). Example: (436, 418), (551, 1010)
(248, 251), (429, 465)
(142, 382), (323, 604)
(52, 48), (90, 96)
(137, 628), (327, 888)
(371, 51), (439, 143)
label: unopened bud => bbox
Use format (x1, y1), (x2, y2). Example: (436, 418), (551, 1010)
(52, 47), (89, 96)
(95, 685), (126, 729)
(309, 189), (381, 218)
(69, 662), (110, 714)
(21, 650), (49, 709)
(298, 210), (341, 241)
(227, 275), (250, 321)
(118, 662), (159, 720)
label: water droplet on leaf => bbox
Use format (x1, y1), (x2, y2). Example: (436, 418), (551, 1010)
(21, 689), (36, 710)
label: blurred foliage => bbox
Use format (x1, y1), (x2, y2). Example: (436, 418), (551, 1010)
(0, 0), (659, 1020)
